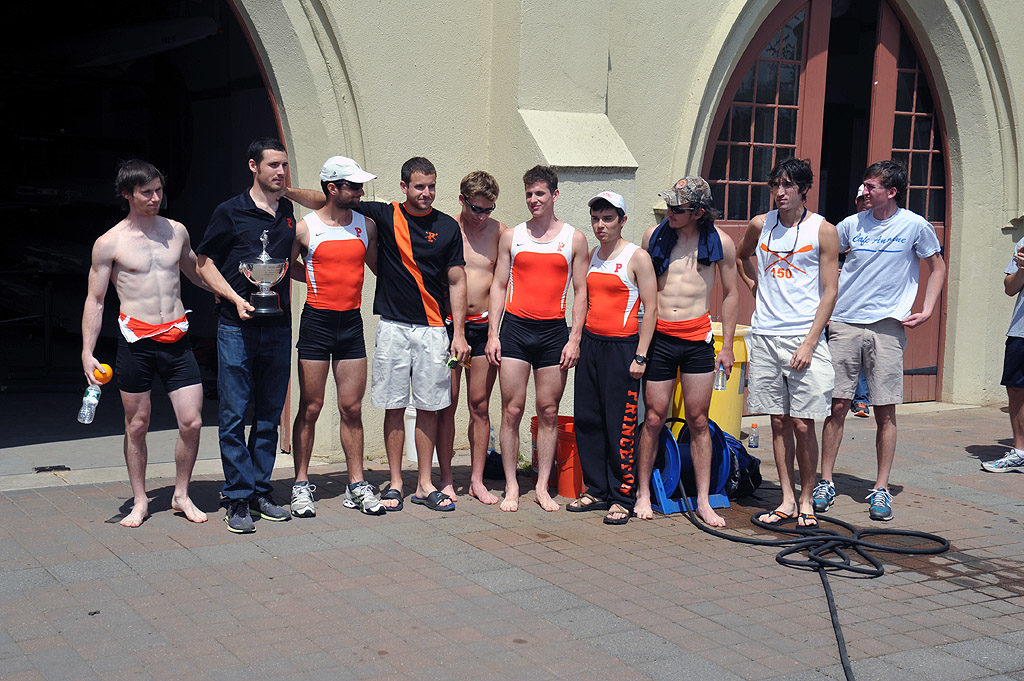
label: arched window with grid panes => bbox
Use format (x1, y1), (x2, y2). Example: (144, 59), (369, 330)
(701, 0), (948, 401)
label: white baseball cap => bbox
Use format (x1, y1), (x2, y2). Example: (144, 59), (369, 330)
(320, 156), (377, 183)
(588, 190), (627, 214)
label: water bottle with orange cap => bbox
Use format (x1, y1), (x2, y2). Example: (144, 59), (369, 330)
(78, 364), (112, 424)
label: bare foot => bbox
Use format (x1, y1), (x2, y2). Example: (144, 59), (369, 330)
(468, 481), (499, 505)
(797, 500), (818, 527)
(439, 483), (459, 503)
(695, 502), (726, 528)
(534, 491), (559, 512)
(500, 485), (519, 512)
(119, 501), (149, 528)
(634, 498), (654, 520)
(381, 488), (403, 510)
(798, 512), (819, 527)
(171, 495), (209, 523)
(756, 504), (796, 524)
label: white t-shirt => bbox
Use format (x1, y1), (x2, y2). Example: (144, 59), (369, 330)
(832, 208), (941, 323)
(750, 209), (825, 336)
(1005, 237), (1024, 338)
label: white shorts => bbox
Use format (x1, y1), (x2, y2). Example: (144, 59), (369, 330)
(371, 319), (452, 411)
(745, 333), (834, 419)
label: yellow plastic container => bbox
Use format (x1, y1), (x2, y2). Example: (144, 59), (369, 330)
(671, 322), (749, 440)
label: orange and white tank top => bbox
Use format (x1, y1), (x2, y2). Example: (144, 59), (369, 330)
(304, 211), (368, 311)
(751, 209), (824, 335)
(505, 222), (574, 320)
(585, 243), (640, 337)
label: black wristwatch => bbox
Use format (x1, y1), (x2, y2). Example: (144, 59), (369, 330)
(633, 354), (647, 365)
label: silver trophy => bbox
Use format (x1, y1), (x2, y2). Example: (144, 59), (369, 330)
(238, 230), (289, 315)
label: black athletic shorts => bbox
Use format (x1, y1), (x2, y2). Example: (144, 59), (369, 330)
(645, 330), (716, 382)
(296, 305), (366, 361)
(446, 320), (489, 358)
(1002, 336), (1024, 388)
(116, 335), (202, 394)
(498, 312), (568, 369)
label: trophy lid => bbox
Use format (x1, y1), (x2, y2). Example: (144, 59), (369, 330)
(258, 230), (271, 263)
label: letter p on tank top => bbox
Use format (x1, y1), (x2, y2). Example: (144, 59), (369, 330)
(505, 222), (575, 320)
(304, 211), (368, 311)
(585, 243), (640, 337)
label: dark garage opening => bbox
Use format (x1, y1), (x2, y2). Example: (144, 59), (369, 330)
(0, 0), (278, 445)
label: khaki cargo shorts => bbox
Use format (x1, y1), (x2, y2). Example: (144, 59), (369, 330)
(827, 318), (907, 405)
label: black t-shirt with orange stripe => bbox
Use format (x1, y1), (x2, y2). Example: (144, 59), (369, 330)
(355, 201), (464, 326)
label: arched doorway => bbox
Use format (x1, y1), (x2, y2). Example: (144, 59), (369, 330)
(0, 0), (279, 443)
(702, 0), (948, 402)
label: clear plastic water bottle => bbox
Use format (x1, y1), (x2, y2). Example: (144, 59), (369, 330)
(749, 423), (759, 448)
(713, 365), (728, 391)
(488, 426), (498, 455)
(77, 385), (102, 424)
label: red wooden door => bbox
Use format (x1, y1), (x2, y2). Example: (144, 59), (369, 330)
(701, 0), (948, 402)
(866, 2), (948, 401)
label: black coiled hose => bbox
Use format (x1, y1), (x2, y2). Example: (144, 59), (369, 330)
(675, 486), (950, 681)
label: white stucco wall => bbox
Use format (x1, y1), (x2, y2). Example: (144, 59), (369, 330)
(234, 0), (1023, 460)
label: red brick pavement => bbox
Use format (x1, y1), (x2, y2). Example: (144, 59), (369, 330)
(1, 405), (1022, 680)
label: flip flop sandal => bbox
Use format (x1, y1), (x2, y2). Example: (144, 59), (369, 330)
(567, 492), (610, 513)
(603, 504), (633, 526)
(410, 490), (455, 512)
(757, 509), (795, 525)
(798, 512), (818, 527)
(380, 488), (404, 512)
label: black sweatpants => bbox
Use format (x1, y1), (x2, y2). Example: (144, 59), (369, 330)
(573, 329), (640, 511)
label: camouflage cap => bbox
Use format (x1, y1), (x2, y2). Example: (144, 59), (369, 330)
(658, 176), (713, 208)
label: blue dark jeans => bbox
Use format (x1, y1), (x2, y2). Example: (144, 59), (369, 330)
(217, 322), (291, 501)
(854, 369), (870, 404)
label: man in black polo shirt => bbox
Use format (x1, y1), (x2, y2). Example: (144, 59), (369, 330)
(196, 137), (296, 534)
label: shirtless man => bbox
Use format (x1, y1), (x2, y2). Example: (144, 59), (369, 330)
(288, 156), (384, 518)
(81, 160), (209, 527)
(486, 165), (589, 512)
(635, 177), (738, 526)
(437, 171), (507, 504)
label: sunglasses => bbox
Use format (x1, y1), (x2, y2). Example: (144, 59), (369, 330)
(668, 204), (698, 214)
(331, 180), (362, 190)
(463, 197), (495, 214)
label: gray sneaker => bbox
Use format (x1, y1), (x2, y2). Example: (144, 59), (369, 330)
(811, 479), (835, 513)
(250, 494), (291, 522)
(290, 482), (316, 518)
(344, 481), (386, 516)
(866, 487), (894, 522)
(224, 499), (255, 534)
(981, 449), (1024, 473)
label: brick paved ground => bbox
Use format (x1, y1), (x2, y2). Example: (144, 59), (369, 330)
(1, 405), (1023, 680)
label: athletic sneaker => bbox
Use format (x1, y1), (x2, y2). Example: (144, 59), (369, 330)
(291, 482), (316, 518)
(981, 449), (1024, 473)
(250, 494), (291, 522)
(343, 481), (386, 516)
(852, 401), (870, 418)
(811, 479), (835, 513)
(224, 499), (255, 534)
(866, 487), (894, 522)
